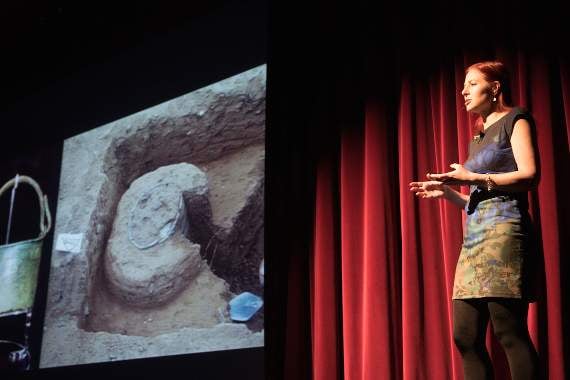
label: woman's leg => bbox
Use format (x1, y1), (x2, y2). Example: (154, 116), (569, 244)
(488, 299), (538, 380)
(453, 299), (494, 380)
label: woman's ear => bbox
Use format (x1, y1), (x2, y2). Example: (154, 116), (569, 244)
(491, 80), (501, 95)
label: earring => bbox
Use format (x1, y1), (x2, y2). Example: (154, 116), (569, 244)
(492, 95), (497, 102)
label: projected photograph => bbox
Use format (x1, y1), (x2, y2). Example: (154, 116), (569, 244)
(40, 65), (265, 368)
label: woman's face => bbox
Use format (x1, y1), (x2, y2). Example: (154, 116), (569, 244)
(461, 69), (495, 113)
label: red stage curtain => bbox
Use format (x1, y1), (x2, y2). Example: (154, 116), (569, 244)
(310, 51), (569, 379)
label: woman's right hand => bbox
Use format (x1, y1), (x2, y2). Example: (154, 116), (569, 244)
(409, 180), (446, 199)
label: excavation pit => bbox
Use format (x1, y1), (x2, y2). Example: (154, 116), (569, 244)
(40, 65), (265, 367)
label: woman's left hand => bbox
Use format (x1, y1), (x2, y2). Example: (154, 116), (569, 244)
(426, 163), (475, 185)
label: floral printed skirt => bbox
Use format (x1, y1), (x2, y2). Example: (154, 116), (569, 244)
(453, 197), (531, 299)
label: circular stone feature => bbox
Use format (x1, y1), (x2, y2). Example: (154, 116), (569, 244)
(128, 183), (185, 249)
(104, 163), (210, 307)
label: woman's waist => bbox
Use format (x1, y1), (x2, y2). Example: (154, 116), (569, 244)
(464, 196), (534, 232)
(466, 189), (528, 212)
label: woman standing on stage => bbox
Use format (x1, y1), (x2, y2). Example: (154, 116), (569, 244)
(409, 61), (539, 380)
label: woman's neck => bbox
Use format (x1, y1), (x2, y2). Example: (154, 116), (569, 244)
(480, 106), (512, 130)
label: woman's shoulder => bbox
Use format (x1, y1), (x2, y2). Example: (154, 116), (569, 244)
(505, 106), (535, 138)
(508, 106), (535, 120)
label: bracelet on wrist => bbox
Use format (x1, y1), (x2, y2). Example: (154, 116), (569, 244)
(485, 173), (496, 192)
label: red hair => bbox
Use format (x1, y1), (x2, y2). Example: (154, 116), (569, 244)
(466, 61), (513, 134)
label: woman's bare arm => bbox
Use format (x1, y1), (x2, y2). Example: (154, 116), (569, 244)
(443, 185), (469, 208)
(409, 180), (469, 209)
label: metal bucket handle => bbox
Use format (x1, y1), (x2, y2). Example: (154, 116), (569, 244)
(0, 175), (52, 242)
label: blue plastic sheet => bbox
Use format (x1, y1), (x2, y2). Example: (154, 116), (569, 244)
(229, 292), (263, 322)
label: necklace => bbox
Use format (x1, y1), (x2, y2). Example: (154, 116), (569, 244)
(473, 132), (485, 144)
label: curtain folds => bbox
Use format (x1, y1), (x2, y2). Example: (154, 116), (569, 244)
(310, 51), (569, 379)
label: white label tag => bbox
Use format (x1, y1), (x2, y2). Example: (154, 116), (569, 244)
(55, 233), (84, 253)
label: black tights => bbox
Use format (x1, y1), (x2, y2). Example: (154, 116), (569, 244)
(453, 298), (538, 380)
